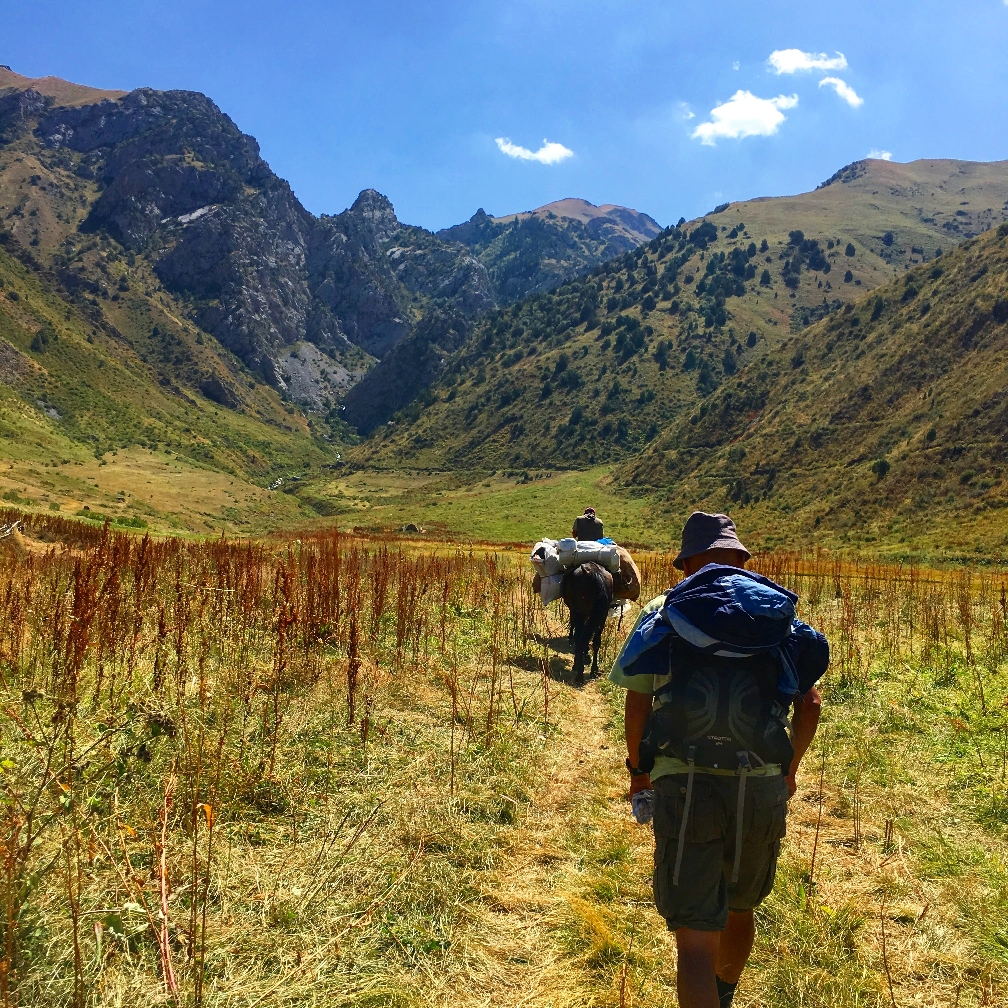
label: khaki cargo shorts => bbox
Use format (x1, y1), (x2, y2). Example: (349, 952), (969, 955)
(652, 772), (788, 932)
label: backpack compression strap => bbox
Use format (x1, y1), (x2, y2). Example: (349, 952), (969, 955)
(672, 746), (696, 887)
(731, 752), (752, 885)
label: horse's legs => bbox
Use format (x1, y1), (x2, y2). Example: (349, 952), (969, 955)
(591, 623), (602, 677)
(571, 610), (587, 686)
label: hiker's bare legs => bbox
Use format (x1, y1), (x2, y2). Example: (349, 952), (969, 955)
(675, 928), (720, 1008)
(676, 913), (753, 1006)
(716, 910), (754, 983)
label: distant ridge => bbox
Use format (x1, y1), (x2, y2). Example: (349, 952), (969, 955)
(0, 67), (126, 108)
(491, 198), (662, 245)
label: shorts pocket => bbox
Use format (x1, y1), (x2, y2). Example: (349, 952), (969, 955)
(653, 778), (725, 844)
(750, 777), (788, 843)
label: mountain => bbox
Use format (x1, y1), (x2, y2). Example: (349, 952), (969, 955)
(357, 158), (1008, 474)
(618, 222), (1008, 556)
(0, 69), (662, 439)
(0, 65), (126, 107)
(437, 198), (661, 302)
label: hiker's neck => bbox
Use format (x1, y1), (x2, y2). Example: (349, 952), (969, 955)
(682, 550), (748, 577)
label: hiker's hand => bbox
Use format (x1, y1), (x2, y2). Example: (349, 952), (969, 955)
(629, 772), (652, 798)
(785, 773), (797, 798)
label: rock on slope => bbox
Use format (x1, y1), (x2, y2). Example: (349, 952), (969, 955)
(30, 87), (493, 390)
(0, 70), (661, 429)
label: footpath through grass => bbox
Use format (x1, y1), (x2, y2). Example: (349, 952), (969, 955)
(0, 517), (1005, 1006)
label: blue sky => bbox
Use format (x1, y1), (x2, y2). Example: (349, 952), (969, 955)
(6, 1), (1008, 230)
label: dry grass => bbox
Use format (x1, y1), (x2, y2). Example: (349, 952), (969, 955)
(0, 519), (1005, 1007)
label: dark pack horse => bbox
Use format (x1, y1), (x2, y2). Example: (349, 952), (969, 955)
(561, 562), (613, 685)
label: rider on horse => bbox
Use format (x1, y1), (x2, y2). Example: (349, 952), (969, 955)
(572, 508), (604, 541)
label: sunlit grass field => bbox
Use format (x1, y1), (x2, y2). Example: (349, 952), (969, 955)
(0, 513), (1005, 1007)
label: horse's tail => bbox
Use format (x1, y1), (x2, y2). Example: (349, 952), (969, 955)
(574, 564), (612, 658)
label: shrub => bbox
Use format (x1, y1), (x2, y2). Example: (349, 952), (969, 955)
(926, 427), (937, 442)
(872, 459), (891, 480)
(760, 238), (769, 252)
(845, 243), (856, 257)
(843, 270), (853, 283)
(683, 347), (698, 371)
(993, 299), (1008, 324)
(30, 321), (57, 352)
(747, 331), (758, 347)
(882, 231), (894, 247)
(696, 359), (717, 396)
(870, 297), (884, 321)
(760, 269), (772, 287)
(723, 346), (737, 375)
(998, 222), (1008, 238)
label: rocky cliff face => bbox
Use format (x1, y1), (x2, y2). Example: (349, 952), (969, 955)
(30, 87), (496, 397)
(437, 200), (662, 303)
(1, 73), (659, 433)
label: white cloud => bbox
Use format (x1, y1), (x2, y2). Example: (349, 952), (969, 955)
(679, 101), (695, 120)
(732, 61), (740, 71)
(691, 90), (798, 145)
(769, 49), (848, 74)
(868, 149), (893, 160)
(495, 137), (573, 165)
(819, 76), (863, 107)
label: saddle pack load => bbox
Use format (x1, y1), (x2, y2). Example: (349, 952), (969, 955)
(613, 564), (828, 885)
(531, 538), (639, 605)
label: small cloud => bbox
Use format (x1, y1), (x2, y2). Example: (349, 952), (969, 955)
(495, 137), (573, 165)
(678, 101), (696, 120)
(691, 90), (798, 146)
(732, 61), (740, 71)
(819, 76), (863, 107)
(769, 49), (848, 74)
(868, 149), (893, 161)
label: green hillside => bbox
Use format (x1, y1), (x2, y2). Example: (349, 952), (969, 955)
(620, 223), (1008, 558)
(355, 158), (1008, 479)
(0, 239), (343, 532)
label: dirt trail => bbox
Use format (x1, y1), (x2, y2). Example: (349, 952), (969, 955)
(433, 672), (675, 1008)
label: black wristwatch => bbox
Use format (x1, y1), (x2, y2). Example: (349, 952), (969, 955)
(626, 758), (648, 777)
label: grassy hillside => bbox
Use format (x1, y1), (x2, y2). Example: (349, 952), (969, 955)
(619, 223), (1008, 558)
(354, 159), (1008, 555)
(0, 239), (349, 533)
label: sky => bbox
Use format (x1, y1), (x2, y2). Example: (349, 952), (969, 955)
(5, 1), (1008, 231)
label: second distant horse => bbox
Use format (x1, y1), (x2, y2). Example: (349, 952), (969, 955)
(562, 562), (613, 686)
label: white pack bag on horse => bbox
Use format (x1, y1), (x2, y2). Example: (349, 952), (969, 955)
(530, 539), (561, 577)
(558, 540), (621, 574)
(538, 573), (564, 605)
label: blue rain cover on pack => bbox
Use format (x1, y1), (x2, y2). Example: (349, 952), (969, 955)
(615, 564), (828, 697)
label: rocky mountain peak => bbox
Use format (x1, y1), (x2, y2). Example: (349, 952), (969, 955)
(349, 189), (401, 244)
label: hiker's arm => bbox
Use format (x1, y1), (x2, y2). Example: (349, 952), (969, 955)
(624, 689), (653, 797)
(785, 686), (822, 797)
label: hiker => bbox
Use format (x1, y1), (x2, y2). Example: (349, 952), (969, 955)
(610, 512), (827, 1008)
(572, 507), (604, 541)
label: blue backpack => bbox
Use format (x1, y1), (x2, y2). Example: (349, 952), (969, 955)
(616, 564), (829, 884)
